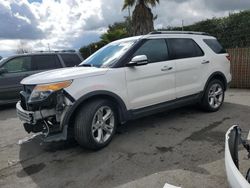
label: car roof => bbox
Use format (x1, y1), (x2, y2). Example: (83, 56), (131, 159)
(144, 31), (215, 40)
(110, 31), (215, 45)
(5, 51), (79, 59)
(110, 36), (143, 44)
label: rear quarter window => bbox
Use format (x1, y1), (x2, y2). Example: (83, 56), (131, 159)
(60, 54), (82, 67)
(203, 39), (226, 54)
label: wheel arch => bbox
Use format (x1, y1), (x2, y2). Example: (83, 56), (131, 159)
(204, 71), (228, 92)
(62, 91), (129, 129)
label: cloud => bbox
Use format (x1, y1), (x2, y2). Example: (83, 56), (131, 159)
(0, 0), (44, 40)
(0, 0), (249, 57)
(203, 0), (250, 11)
(166, 0), (250, 11)
(154, 0), (226, 28)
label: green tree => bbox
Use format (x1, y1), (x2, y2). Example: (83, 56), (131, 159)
(100, 22), (129, 43)
(122, 0), (159, 36)
(79, 21), (129, 58)
(162, 10), (250, 49)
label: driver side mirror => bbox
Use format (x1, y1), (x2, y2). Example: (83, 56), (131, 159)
(0, 67), (7, 75)
(127, 55), (148, 67)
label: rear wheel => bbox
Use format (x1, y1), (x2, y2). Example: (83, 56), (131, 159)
(200, 79), (225, 112)
(74, 99), (117, 150)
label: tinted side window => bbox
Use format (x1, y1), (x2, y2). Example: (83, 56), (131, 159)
(167, 38), (204, 60)
(203, 39), (226, 54)
(3, 56), (32, 73)
(60, 54), (82, 67)
(133, 39), (169, 63)
(32, 55), (61, 70)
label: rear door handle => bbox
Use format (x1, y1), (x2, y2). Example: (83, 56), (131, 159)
(161, 66), (173, 71)
(201, 60), (210, 64)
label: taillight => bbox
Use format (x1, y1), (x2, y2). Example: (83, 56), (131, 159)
(226, 55), (231, 62)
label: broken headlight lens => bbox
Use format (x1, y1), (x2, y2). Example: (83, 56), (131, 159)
(28, 80), (72, 103)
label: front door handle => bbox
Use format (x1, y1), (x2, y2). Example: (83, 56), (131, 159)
(161, 66), (173, 71)
(201, 60), (210, 64)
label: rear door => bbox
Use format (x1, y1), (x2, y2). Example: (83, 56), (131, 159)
(0, 56), (34, 102)
(32, 54), (62, 71)
(167, 38), (205, 98)
(125, 39), (176, 109)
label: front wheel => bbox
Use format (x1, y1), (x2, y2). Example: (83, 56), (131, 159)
(200, 79), (225, 112)
(74, 99), (117, 150)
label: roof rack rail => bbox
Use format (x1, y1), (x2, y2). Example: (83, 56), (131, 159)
(148, 31), (210, 36)
(32, 50), (76, 53)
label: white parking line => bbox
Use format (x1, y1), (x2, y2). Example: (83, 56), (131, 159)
(163, 182), (181, 188)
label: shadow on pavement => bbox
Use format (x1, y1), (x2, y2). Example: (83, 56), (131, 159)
(0, 103), (16, 110)
(0, 104), (16, 120)
(17, 103), (250, 188)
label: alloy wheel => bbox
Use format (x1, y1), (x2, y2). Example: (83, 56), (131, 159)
(91, 106), (115, 144)
(208, 83), (224, 109)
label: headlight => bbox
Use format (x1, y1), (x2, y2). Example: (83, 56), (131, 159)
(28, 80), (72, 103)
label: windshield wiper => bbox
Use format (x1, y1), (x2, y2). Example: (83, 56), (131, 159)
(79, 64), (92, 67)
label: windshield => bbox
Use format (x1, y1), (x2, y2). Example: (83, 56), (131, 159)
(0, 57), (7, 63)
(79, 40), (136, 68)
(0, 57), (7, 65)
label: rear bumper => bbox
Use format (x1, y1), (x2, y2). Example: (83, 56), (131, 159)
(227, 81), (231, 90)
(226, 72), (232, 90)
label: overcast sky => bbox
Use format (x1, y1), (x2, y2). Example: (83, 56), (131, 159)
(0, 0), (250, 57)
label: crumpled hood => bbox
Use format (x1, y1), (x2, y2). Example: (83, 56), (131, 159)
(21, 67), (108, 85)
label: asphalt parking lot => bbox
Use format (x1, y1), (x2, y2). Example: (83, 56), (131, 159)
(0, 89), (249, 188)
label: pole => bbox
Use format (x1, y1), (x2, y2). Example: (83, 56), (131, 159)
(48, 43), (50, 52)
(182, 20), (184, 31)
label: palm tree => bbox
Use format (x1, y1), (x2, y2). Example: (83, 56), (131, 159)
(122, 0), (159, 36)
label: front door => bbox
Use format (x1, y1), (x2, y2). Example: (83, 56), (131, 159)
(0, 56), (36, 102)
(125, 39), (176, 110)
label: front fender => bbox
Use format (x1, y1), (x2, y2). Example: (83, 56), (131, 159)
(61, 90), (129, 128)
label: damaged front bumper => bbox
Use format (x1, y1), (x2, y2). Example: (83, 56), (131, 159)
(16, 89), (74, 142)
(16, 101), (56, 125)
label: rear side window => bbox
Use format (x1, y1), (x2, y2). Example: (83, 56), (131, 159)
(167, 38), (204, 60)
(133, 39), (169, 63)
(60, 54), (82, 67)
(32, 55), (62, 70)
(203, 39), (226, 54)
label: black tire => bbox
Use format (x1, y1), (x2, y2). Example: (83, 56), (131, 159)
(200, 79), (225, 112)
(74, 99), (117, 150)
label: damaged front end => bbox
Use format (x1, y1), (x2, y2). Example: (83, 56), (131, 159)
(16, 80), (74, 142)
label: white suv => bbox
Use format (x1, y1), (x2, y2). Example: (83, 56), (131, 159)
(16, 31), (232, 150)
